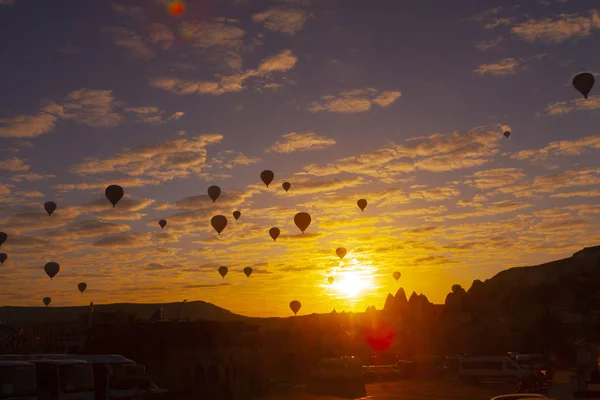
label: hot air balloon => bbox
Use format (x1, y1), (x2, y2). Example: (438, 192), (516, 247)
(504, 131), (511, 139)
(269, 227), (280, 242)
(208, 186), (221, 203)
(336, 247), (347, 260)
(328, 276), (334, 284)
(211, 215), (228, 236)
(43, 297), (51, 307)
(573, 72), (595, 99)
(233, 211), (241, 221)
(243, 267), (253, 277)
(218, 266), (228, 278)
(0, 253), (6, 265)
(44, 262), (60, 280)
(282, 182), (291, 192)
(290, 300), (301, 316)
(294, 212), (311, 234)
(159, 219), (167, 229)
(393, 271), (401, 281)
(105, 185), (124, 208)
(260, 170), (274, 187)
(357, 199), (367, 211)
(0, 232), (6, 247)
(44, 201), (57, 216)
(78, 282), (87, 293)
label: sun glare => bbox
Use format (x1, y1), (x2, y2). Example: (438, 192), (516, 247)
(332, 270), (374, 298)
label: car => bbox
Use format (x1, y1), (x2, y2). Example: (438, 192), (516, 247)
(490, 394), (549, 400)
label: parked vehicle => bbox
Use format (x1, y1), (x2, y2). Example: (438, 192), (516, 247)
(490, 394), (548, 400)
(0, 360), (37, 400)
(459, 356), (529, 382)
(30, 359), (94, 400)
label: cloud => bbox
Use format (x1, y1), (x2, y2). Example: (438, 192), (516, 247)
(93, 233), (150, 248)
(0, 157), (30, 172)
(70, 134), (223, 181)
(511, 10), (600, 43)
(267, 132), (336, 153)
(475, 35), (505, 51)
(409, 186), (461, 201)
(494, 168), (600, 198)
(551, 188), (600, 198)
(463, 168), (526, 189)
(307, 88), (401, 113)
(252, 6), (310, 35)
(10, 173), (56, 182)
(473, 54), (547, 76)
(46, 220), (131, 240)
(15, 191), (44, 198)
(146, 23), (174, 49)
(103, 27), (156, 59)
(150, 49), (297, 96)
(169, 112), (184, 120)
(123, 106), (184, 125)
(61, 89), (122, 128)
(186, 18), (246, 50)
(545, 97), (600, 116)
(210, 150), (262, 170)
(509, 136), (600, 162)
(0, 104), (61, 138)
(53, 177), (160, 192)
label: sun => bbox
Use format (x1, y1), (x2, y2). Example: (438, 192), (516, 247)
(332, 270), (373, 298)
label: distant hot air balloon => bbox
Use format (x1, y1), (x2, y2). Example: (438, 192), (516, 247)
(233, 211), (241, 221)
(328, 276), (334, 285)
(0, 253), (7, 265)
(159, 219), (167, 229)
(573, 72), (595, 99)
(243, 267), (253, 278)
(78, 282), (87, 293)
(282, 182), (291, 192)
(218, 266), (228, 278)
(336, 247), (347, 260)
(290, 300), (301, 316)
(211, 215), (228, 236)
(260, 170), (274, 187)
(0, 232), (6, 247)
(294, 212), (311, 234)
(43, 297), (51, 307)
(44, 262), (60, 280)
(208, 186), (221, 203)
(504, 131), (511, 139)
(44, 201), (57, 216)
(105, 185), (124, 208)
(357, 199), (367, 211)
(393, 271), (401, 281)
(269, 227), (280, 242)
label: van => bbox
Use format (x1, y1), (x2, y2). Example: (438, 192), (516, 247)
(30, 359), (94, 400)
(0, 360), (37, 400)
(459, 356), (528, 382)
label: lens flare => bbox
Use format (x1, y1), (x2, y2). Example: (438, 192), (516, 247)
(168, 0), (185, 16)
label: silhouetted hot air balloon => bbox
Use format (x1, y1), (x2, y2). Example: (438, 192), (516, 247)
(0, 253), (6, 265)
(282, 182), (291, 192)
(294, 212), (311, 234)
(44, 201), (57, 216)
(573, 72), (595, 99)
(357, 199), (367, 211)
(290, 300), (301, 316)
(243, 267), (253, 277)
(105, 185), (124, 208)
(0, 232), (6, 247)
(328, 276), (334, 284)
(159, 219), (167, 229)
(78, 282), (87, 293)
(208, 185), (221, 203)
(233, 211), (241, 221)
(504, 131), (511, 139)
(211, 215), (228, 236)
(260, 170), (274, 187)
(336, 247), (347, 260)
(393, 271), (401, 281)
(218, 266), (228, 278)
(44, 262), (60, 280)
(43, 297), (51, 307)
(269, 227), (280, 242)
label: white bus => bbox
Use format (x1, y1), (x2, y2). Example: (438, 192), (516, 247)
(29, 359), (94, 400)
(459, 356), (529, 382)
(0, 360), (37, 400)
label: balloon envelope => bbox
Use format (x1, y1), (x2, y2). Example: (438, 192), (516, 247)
(218, 266), (228, 278)
(260, 170), (274, 187)
(269, 227), (280, 241)
(105, 185), (124, 207)
(44, 201), (57, 216)
(357, 199), (367, 211)
(336, 247), (347, 260)
(0, 232), (6, 247)
(211, 215), (228, 235)
(290, 300), (301, 316)
(44, 262), (60, 279)
(282, 182), (291, 192)
(159, 219), (167, 229)
(43, 297), (51, 307)
(243, 267), (253, 277)
(504, 131), (511, 138)
(208, 186), (221, 203)
(294, 212), (311, 233)
(233, 211), (241, 220)
(0, 253), (6, 264)
(573, 72), (595, 99)
(78, 282), (87, 293)
(393, 271), (401, 281)
(328, 276), (334, 284)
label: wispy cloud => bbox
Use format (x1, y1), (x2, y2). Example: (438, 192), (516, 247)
(473, 54), (547, 76)
(509, 136), (600, 162)
(511, 10), (600, 43)
(102, 27), (156, 60)
(307, 88), (401, 113)
(267, 132), (336, 153)
(475, 35), (505, 51)
(545, 97), (600, 116)
(252, 6), (310, 36)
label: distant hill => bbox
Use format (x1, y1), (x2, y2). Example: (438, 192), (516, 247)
(0, 300), (250, 326)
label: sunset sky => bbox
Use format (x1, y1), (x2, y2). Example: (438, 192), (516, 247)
(0, 0), (599, 317)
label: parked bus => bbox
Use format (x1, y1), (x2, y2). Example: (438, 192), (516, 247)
(29, 359), (94, 400)
(0, 360), (37, 400)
